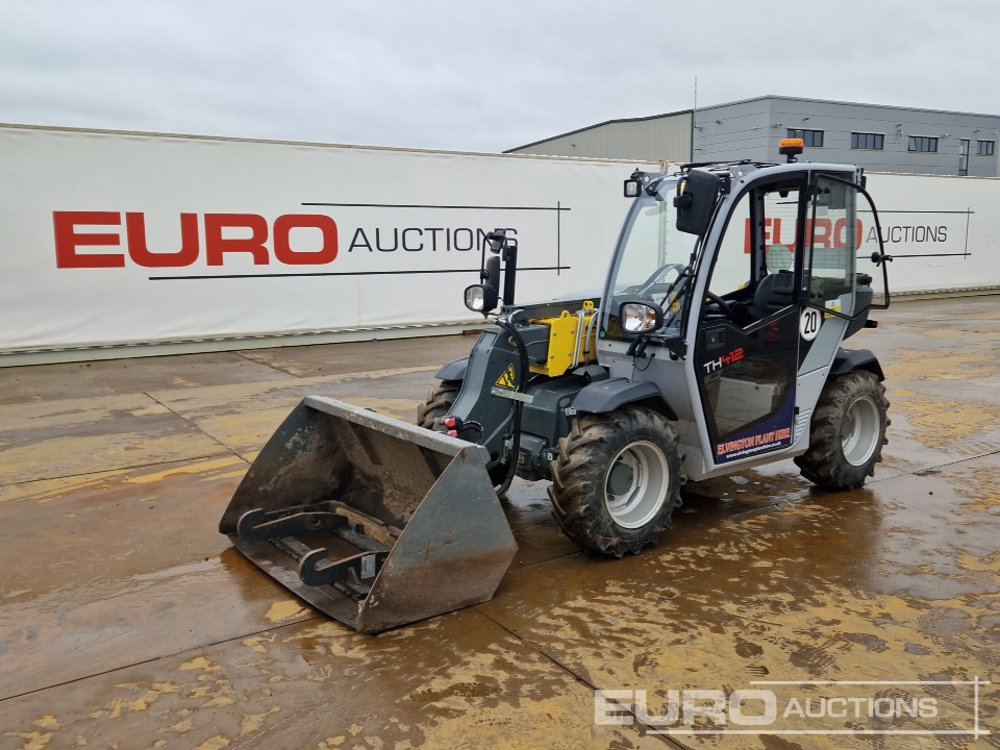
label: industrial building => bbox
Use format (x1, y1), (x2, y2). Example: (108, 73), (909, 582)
(506, 95), (1000, 177)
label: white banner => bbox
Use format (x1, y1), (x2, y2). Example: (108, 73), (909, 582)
(0, 125), (656, 352)
(1, 125), (997, 354)
(858, 173), (999, 293)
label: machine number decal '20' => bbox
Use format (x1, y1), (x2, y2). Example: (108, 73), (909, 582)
(800, 308), (822, 342)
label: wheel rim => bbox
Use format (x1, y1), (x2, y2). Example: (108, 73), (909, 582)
(842, 395), (881, 467)
(604, 441), (670, 529)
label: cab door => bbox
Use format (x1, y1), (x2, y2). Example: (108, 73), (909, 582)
(693, 174), (808, 465)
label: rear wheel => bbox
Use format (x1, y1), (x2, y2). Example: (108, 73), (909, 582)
(416, 380), (461, 429)
(417, 379), (509, 489)
(548, 407), (682, 557)
(795, 370), (890, 490)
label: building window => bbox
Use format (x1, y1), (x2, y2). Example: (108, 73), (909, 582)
(908, 136), (938, 153)
(787, 128), (824, 147)
(977, 140), (995, 156)
(851, 132), (884, 150)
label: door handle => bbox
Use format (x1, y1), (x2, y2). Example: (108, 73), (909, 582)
(705, 328), (725, 350)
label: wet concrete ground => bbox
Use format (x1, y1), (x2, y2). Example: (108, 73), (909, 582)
(0, 297), (997, 749)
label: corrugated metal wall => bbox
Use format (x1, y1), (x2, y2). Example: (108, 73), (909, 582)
(509, 98), (1000, 177)
(759, 98), (1000, 177)
(509, 112), (692, 162)
(695, 97), (1000, 176)
(692, 100), (772, 163)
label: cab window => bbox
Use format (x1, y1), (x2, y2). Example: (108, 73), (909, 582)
(806, 177), (857, 316)
(705, 178), (805, 326)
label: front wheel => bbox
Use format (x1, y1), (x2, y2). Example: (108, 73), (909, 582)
(795, 370), (890, 490)
(548, 407), (682, 557)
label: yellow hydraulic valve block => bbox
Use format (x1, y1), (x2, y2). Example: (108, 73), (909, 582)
(529, 301), (599, 377)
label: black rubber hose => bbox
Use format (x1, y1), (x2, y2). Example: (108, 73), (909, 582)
(496, 319), (529, 497)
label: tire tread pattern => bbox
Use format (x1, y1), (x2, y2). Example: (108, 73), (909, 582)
(794, 370), (890, 490)
(548, 407), (682, 557)
(416, 380), (461, 429)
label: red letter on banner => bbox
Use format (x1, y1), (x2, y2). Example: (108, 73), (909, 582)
(272, 215), (338, 265)
(204, 214), (270, 266)
(53, 211), (124, 268)
(125, 213), (200, 268)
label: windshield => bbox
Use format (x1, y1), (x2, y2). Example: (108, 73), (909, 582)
(601, 177), (702, 342)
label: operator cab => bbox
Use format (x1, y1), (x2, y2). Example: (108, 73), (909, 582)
(602, 147), (877, 351)
(601, 142), (889, 468)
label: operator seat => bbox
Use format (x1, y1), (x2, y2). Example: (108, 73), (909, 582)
(749, 270), (796, 320)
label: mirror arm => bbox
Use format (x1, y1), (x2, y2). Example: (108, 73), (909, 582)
(626, 335), (651, 359)
(626, 334), (687, 360)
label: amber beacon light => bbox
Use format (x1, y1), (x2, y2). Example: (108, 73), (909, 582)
(779, 137), (805, 162)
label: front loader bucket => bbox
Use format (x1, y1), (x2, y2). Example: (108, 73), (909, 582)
(219, 396), (517, 633)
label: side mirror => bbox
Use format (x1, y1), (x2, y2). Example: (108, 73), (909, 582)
(619, 300), (664, 334)
(673, 170), (722, 235)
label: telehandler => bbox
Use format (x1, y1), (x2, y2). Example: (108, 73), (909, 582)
(220, 139), (892, 633)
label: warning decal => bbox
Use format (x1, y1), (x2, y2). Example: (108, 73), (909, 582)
(495, 363), (517, 389)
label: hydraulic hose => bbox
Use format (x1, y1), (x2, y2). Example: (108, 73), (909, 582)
(496, 318), (529, 497)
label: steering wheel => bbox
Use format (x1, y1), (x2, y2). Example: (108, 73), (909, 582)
(637, 262), (687, 297)
(705, 291), (733, 317)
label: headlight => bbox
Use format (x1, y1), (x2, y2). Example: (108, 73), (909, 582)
(464, 285), (485, 311)
(464, 284), (498, 315)
(620, 302), (662, 333)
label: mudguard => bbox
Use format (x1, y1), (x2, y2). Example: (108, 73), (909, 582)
(571, 377), (676, 418)
(830, 348), (884, 381)
(435, 356), (469, 382)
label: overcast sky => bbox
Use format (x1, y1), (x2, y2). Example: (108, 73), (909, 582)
(1, 1), (996, 153)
